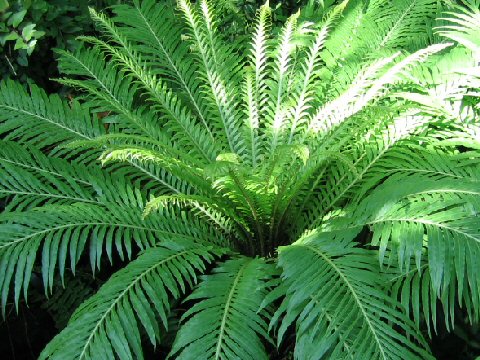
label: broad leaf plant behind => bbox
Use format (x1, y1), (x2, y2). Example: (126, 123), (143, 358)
(0, 0), (480, 358)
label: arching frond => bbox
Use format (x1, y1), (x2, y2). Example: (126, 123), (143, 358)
(99, 146), (212, 195)
(82, 9), (219, 163)
(330, 174), (480, 326)
(40, 242), (226, 360)
(0, 200), (227, 311)
(243, 2), (271, 166)
(0, 80), (104, 160)
(274, 229), (432, 359)
(288, 0), (348, 144)
(298, 111), (431, 234)
(112, 0), (217, 142)
(436, 0), (480, 54)
(178, 0), (245, 155)
(1, 0), (479, 357)
(0, 141), (97, 210)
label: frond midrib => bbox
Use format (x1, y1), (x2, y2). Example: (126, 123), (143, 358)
(133, 2), (213, 141)
(0, 190), (97, 204)
(0, 156), (91, 186)
(0, 104), (91, 140)
(214, 259), (249, 359)
(379, 0), (418, 48)
(369, 217), (479, 243)
(0, 221), (201, 251)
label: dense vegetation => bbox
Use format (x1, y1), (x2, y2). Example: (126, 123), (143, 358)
(1, 0), (480, 358)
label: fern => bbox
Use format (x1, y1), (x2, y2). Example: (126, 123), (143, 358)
(0, 0), (479, 358)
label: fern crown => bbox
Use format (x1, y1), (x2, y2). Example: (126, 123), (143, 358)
(1, 0), (480, 359)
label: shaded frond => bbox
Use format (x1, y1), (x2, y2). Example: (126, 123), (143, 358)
(274, 229), (431, 359)
(171, 257), (276, 360)
(40, 242), (225, 360)
(0, 200), (226, 311)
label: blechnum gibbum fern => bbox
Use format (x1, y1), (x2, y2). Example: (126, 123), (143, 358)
(0, 0), (479, 358)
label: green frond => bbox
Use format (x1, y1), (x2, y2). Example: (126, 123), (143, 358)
(436, 0), (480, 54)
(274, 229), (432, 359)
(82, 9), (219, 162)
(1, 0), (479, 356)
(266, 11), (300, 155)
(0, 141), (97, 210)
(298, 111), (432, 235)
(144, 194), (239, 240)
(0, 197), (228, 311)
(386, 258), (471, 338)
(387, 235), (480, 336)
(99, 146), (212, 195)
(170, 257), (276, 360)
(353, 144), (480, 202)
(0, 80), (104, 159)
(40, 242), (225, 360)
(288, 0), (348, 144)
(56, 48), (171, 143)
(178, 0), (245, 155)
(369, 0), (440, 49)
(306, 43), (450, 139)
(112, 0), (217, 142)
(317, 174), (480, 330)
(243, 2), (271, 166)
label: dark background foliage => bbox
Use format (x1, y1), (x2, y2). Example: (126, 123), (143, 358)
(0, 0), (479, 359)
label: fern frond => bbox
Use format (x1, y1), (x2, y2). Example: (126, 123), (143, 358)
(112, 0), (217, 140)
(288, 0), (348, 144)
(436, 0), (480, 54)
(0, 199), (227, 311)
(243, 2), (271, 166)
(299, 111), (431, 234)
(144, 194), (239, 240)
(178, 0), (245, 155)
(0, 141), (97, 210)
(370, 0), (439, 49)
(327, 174), (480, 326)
(40, 242), (225, 360)
(99, 146), (212, 194)
(170, 257), (276, 360)
(83, 9), (219, 162)
(354, 144), (480, 202)
(56, 48), (170, 142)
(274, 229), (432, 359)
(0, 80), (104, 159)
(266, 11), (300, 155)
(306, 43), (451, 138)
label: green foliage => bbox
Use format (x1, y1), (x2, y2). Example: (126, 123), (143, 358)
(0, 0), (479, 358)
(0, 0), (122, 84)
